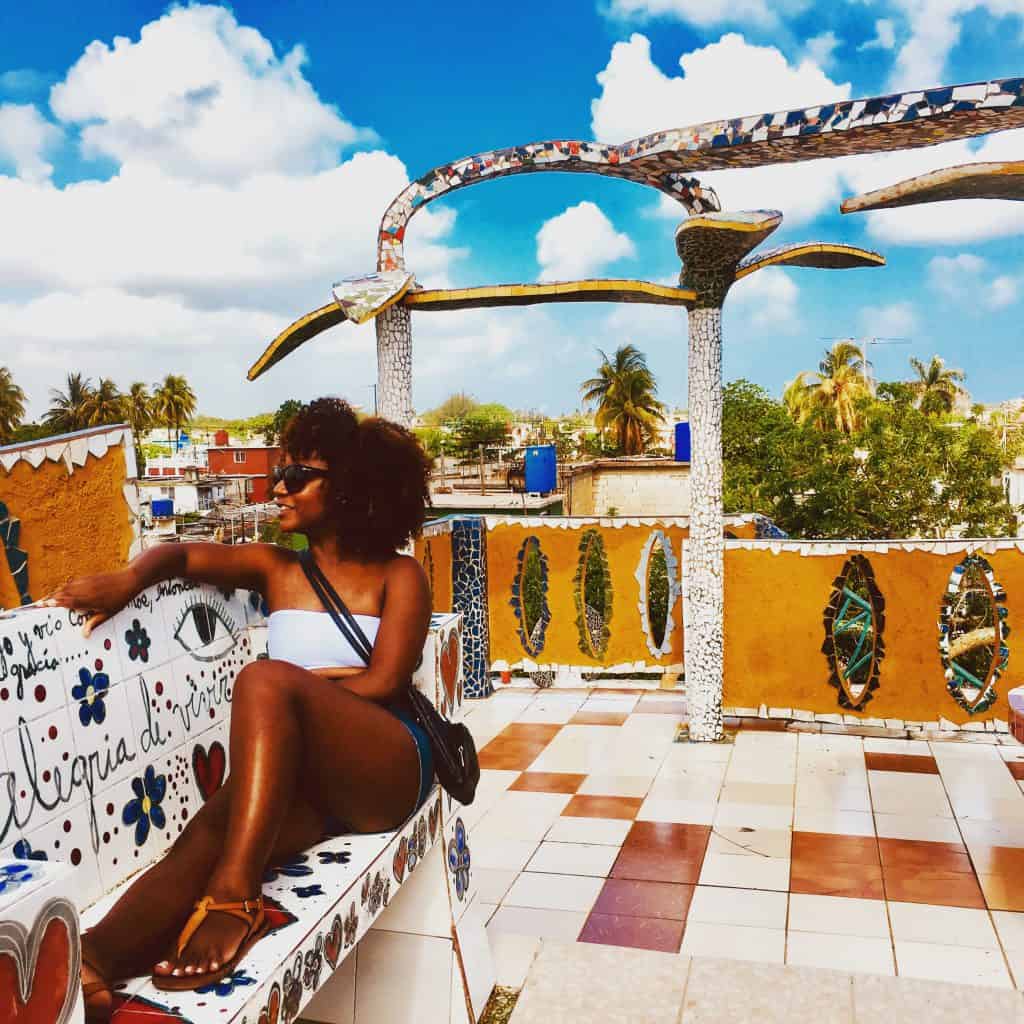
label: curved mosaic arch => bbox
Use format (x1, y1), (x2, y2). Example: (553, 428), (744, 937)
(510, 535), (551, 658)
(939, 554), (1010, 715)
(634, 530), (681, 659)
(574, 529), (613, 660)
(822, 554), (886, 711)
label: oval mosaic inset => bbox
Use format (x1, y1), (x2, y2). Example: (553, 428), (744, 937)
(822, 554), (886, 711)
(634, 530), (680, 658)
(510, 535), (550, 657)
(939, 554), (1009, 715)
(575, 529), (613, 659)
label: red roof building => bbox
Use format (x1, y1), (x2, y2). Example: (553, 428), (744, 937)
(206, 445), (279, 503)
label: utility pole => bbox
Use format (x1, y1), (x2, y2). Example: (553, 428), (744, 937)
(368, 384), (378, 416)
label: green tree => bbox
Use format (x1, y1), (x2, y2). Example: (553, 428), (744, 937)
(421, 392), (478, 427)
(151, 373), (197, 450)
(264, 399), (304, 446)
(45, 373), (94, 434)
(80, 378), (125, 427)
(784, 340), (873, 434)
(580, 344), (665, 455)
(0, 366), (26, 444)
(910, 355), (966, 416)
(452, 410), (510, 457)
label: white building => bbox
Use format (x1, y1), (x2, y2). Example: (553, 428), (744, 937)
(137, 474), (248, 516)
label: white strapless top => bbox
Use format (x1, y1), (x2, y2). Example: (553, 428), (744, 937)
(267, 609), (381, 670)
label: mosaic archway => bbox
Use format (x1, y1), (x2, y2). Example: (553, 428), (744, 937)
(823, 555), (886, 711)
(510, 535), (550, 658)
(634, 530), (680, 659)
(939, 554), (1009, 714)
(575, 529), (613, 659)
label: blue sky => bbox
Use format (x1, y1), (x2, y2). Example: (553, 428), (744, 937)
(1, 1), (1023, 419)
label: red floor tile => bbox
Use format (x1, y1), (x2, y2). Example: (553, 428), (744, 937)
(632, 699), (689, 716)
(570, 711), (630, 726)
(883, 868), (986, 908)
(1006, 761), (1024, 781)
(877, 838), (972, 872)
(865, 752), (939, 774)
(792, 832), (881, 864)
(578, 912), (685, 953)
(790, 860), (884, 900)
(591, 878), (695, 921)
(738, 718), (790, 732)
(509, 772), (587, 794)
(979, 873), (1024, 912)
(562, 795), (644, 820)
(478, 723), (562, 770)
(968, 844), (1024, 876)
(610, 822), (710, 884)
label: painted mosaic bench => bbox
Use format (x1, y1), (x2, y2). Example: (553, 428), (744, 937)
(0, 583), (493, 1024)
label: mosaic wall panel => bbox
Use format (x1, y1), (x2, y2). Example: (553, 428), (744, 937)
(510, 536), (550, 658)
(574, 529), (613, 660)
(451, 517), (492, 699)
(634, 530), (681, 660)
(939, 554), (1009, 715)
(823, 555), (886, 711)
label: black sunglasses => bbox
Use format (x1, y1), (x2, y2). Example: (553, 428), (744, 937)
(272, 464), (329, 495)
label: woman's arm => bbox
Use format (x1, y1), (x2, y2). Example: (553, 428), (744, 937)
(48, 542), (281, 636)
(338, 555), (432, 703)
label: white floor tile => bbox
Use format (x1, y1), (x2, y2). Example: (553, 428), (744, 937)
(486, 905), (588, 943)
(794, 807), (876, 837)
(636, 797), (717, 826)
(894, 940), (1013, 988)
(873, 813), (963, 844)
(786, 930), (894, 975)
(471, 834), (539, 872)
(503, 871), (604, 913)
(788, 894), (889, 938)
(993, 910), (1024, 951)
(577, 774), (653, 798)
(484, 929), (541, 988)
(697, 853), (791, 892)
(863, 738), (932, 755)
(526, 841), (618, 878)
(795, 777), (872, 812)
(887, 902), (998, 949)
(474, 868), (519, 903)
(713, 802), (793, 830)
(545, 817), (631, 846)
(680, 921), (785, 964)
(868, 771), (953, 817)
(473, 791), (572, 841)
(687, 886), (788, 929)
(706, 826), (791, 859)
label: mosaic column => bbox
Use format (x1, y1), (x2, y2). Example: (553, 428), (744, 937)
(376, 303), (414, 426)
(677, 212), (782, 741)
(450, 516), (493, 699)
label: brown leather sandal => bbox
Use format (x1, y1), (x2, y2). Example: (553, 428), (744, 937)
(81, 954), (113, 1023)
(152, 895), (268, 992)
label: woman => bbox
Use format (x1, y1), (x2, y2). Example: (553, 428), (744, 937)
(48, 399), (434, 1020)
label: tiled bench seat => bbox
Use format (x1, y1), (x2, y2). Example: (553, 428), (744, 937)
(0, 585), (493, 1024)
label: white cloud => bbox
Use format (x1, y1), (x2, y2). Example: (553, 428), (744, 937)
(861, 301), (919, 337)
(989, 274), (1020, 308)
(49, 4), (373, 185)
(859, 18), (898, 51)
(602, 0), (810, 29)
(536, 201), (636, 282)
(928, 253), (1022, 307)
(0, 103), (62, 182)
(728, 268), (801, 331)
(804, 31), (841, 70)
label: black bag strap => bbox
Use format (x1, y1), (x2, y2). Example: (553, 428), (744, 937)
(298, 549), (374, 666)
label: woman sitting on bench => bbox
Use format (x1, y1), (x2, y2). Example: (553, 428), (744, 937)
(48, 398), (434, 1021)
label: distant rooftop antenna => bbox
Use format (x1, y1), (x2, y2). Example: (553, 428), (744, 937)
(818, 336), (912, 389)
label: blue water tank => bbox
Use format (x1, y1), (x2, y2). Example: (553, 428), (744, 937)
(151, 499), (174, 518)
(177, 432), (190, 449)
(674, 422), (691, 463)
(525, 445), (557, 494)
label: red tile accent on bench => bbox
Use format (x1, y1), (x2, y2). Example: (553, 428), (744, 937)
(864, 752), (939, 774)
(610, 822), (710, 885)
(509, 772), (587, 794)
(562, 795), (644, 820)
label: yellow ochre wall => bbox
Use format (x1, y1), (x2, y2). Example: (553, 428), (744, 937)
(724, 544), (1024, 726)
(487, 521), (689, 668)
(417, 530), (453, 614)
(0, 447), (135, 608)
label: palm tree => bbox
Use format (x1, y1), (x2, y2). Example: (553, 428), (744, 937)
(784, 340), (872, 434)
(581, 345), (665, 455)
(45, 373), (94, 435)
(151, 374), (197, 451)
(910, 355), (965, 416)
(0, 367), (26, 444)
(80, 378), (125, 427)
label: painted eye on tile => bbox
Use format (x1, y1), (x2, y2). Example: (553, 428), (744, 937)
(635, 530), (680, 658)
(172, 596), (238, 661)
(823, 554), (885, 711)
(575, 529), (612, 659)
(510, 535), (550, 657)
(939, 554), (1009, 715)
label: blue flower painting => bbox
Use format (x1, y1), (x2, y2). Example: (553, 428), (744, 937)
(122, 765), (167, 845)
(447, 818), (471, 902)
(72, 667), (110, 726)
(125, 619), (152, 663)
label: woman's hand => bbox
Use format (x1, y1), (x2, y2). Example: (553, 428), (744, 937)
(45, 568), (141, 637)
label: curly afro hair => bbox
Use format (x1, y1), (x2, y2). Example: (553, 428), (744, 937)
(279, 397), (432, 558)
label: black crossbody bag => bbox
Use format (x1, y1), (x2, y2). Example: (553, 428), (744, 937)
(298, 549), (479, 805)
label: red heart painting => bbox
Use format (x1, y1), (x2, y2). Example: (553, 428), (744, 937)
(324, 915), (343, 969)
(192, 741), (226, 802)
(439, 631), (460, 712)
(392, 839), (408, 884)
(257, 983), (281, 1024)
(0, 903), (76, 1024)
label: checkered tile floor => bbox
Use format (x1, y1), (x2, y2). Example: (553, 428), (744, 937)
(461, 688), (1024, 991)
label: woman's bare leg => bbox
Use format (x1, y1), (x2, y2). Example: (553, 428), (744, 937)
(81, 778), (325, 993)
(154, 659), (420, 981)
